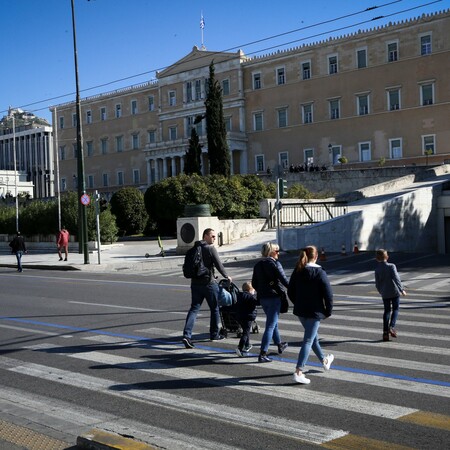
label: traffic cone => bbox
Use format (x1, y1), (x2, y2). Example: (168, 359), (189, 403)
(353, 241), (359, 254)
(341, 244), (346, 256)
(319, 247), (326, 261)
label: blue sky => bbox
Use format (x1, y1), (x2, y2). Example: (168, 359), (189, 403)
(2, 0), (448, 122)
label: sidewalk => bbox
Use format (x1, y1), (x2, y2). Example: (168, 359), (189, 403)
(0, 230), (278, 273)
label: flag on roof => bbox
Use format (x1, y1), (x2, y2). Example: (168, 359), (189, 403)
(200, 15), (205, 29)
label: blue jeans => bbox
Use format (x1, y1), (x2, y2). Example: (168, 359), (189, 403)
(15, 251), (23, 272)
(259, 297), (282, 353)
(296, 317), (324, 370)
(183, 282), (220, 339)
(383, 296), (400, 332)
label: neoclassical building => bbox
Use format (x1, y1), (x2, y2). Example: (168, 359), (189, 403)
(52, 9), (450, 198)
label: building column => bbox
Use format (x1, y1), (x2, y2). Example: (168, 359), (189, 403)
(154, 158), (160, 182)
(180, 155), (185, 174)
(162, 158), (168, 179)
(171, 157), (176, 177)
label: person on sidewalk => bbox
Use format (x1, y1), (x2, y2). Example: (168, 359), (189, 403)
(57, 226), (70, 261)
(252, 242), (289, 363)
(288, 245), (334, 385)
(182, 228), (232, 349)
(235, 281), (258, 357)
(9, 231), (27, 273)
(375, 249), (406, 342)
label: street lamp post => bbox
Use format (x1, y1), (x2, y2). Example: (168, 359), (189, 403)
(71, 0), (89, 264)
(11, 114), (19, 232)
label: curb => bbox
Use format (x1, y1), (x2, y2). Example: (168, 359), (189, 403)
(77, 429), (156, 450)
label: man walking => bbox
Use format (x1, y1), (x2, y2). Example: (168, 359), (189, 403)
(9, 231), (27, 272)
(182, 228), (232, 348)
(57, 226), (70, 261)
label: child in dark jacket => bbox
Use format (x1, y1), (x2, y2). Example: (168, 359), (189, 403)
(235, 282), (258, 357)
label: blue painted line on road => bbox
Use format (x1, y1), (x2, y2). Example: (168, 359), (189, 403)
(2, 315), (450, 388)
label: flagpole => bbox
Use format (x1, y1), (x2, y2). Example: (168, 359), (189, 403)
(200, 12), (205, 50)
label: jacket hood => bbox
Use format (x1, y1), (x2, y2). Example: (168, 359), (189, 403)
(298, 265), (323, 281)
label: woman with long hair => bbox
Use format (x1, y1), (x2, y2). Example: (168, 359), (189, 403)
(288, 245), (334, 384)
(252, 242), (289, 362)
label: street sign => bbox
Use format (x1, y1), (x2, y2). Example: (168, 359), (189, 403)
(80, 193), (90, 206)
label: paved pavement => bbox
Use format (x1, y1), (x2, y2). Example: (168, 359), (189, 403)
(0, 229), (278, 274)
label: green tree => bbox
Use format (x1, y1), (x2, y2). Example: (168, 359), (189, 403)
(184, 128), (202, 175)
(110, 187), (148, 236)
(205, 61), (231, 177)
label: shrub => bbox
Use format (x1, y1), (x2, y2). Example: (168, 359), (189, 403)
(110, 187), (148, 236)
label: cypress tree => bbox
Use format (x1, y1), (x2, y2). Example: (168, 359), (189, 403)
(184, 127), (202, 175)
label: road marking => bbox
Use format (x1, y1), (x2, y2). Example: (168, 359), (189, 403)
(0, 324), (72, 337)
(322, 434), (414, 450)
(398, 411), (450, 431)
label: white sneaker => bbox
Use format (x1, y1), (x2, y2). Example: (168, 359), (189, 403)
(323, 354), (334, 371)
(293, 373), (311, 384)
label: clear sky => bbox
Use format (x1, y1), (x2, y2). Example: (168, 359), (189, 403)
(2, 0), (448, 123)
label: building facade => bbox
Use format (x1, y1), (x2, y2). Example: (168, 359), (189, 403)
(0, 108), (54, 199)
(52, 9), (450, 198)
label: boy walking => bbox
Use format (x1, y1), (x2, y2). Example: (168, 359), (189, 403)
(235, 282), (258, 357)
(375, 249), (406, 341)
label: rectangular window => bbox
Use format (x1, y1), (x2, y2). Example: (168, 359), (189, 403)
(148, 130), (156, 144)
(328, 55), (338, 74)
(222, 79), (230, 96)
(115, 104), (122, 118)
(169, 126), (177, 140)
(133, 169), (140, 184)
(131, 100), (138, 115)
(279, 152), (288, 169)
(329, 99), (340, 119)
(102, 173), (109, 187)
(72, 143), (77, 159)
(101, 138), (108, 155)
(186, 81), (192, 102)
(253, 112), (263, 131)
(304, 148), (314, 165)
(72, 113), (77, 127)
(59, 145), (66, 161)
(357, 94), (369, 116)
(87, 175), (94, 189)
(301, 61), (311, 80)
(277, 67), (286, 85)
(116, 136), (123, 152)
(169, 91), (176, 106)
(331, 145), (342, 165)
(422, 135), (435, 154)
(59, 116), (64, 129)
(117, 171), (124, 186)
(420, 83), (434, 106)
(357, 48), (367, 69)
(253, 73), (261, 90)
(389, 138), (402, 159)
(387, 41), (398, 62)
(359, 142), (371, 162)
(86, 110), (92, 124)
(387, 89), (401, 110)
(302, 104), (313, 124)
(86, 141), (93, 157)
(100, 107), (107, 121)
(277, 108), (288, 128)
(224, 116), (232, 132)
(421, 34), (432, 55)
(148, 96), (155, 111)
(195, 80), (202, 100)
(61, 178), (67, 192)
(132, 134), (139, 150)
(256, 155), (265, 172)
(73, 176), (78, 190)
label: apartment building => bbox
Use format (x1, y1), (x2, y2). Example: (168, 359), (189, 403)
(52, 9), (450, 198)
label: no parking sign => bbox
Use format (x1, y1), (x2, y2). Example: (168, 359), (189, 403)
(80, 193), (91, 206)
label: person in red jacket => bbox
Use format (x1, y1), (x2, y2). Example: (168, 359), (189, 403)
(57, 226), (70, 261)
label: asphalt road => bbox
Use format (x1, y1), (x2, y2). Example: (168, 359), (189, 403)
(0, 252), (449, 449)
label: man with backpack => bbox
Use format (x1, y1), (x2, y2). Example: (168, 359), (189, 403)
(182, 228), (232, 349)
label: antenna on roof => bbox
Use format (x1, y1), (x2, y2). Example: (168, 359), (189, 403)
(200, 12), (206, 50)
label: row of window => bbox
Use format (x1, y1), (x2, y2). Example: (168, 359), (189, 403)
(252, 34), (432, 89)
(255, 135), (436, 171)
(252, 82), (435, 130)
(64, 168), (141, 191)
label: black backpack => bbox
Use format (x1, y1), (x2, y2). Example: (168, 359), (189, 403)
(183, 242), (209, 279)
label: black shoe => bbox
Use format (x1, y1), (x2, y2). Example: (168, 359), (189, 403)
(182, 337), (195, 349)
(210, 335), (225, 341)
(278, 342), (288, 354)
(383, 332), (390, 342)
(64, 258), (68, 261)
(243, 344), (253, 352)
(258, 353), (272, 363)
(59, 257), (63, 261)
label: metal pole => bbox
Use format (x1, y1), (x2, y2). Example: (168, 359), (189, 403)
(53, 107), (62, 231)
(276, 177), (281, 248)
(71, 0), (89, 264)
(12, 114), (19, 232)
(95, 190), (101, 265)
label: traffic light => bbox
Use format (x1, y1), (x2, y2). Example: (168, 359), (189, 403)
(278, 178), (288, 198)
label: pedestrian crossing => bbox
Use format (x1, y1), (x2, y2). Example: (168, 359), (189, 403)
(0, 296), (449, 449)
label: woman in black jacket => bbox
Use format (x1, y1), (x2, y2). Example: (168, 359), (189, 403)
(288, 245), (334, 384)
(252, 242), (289, 362)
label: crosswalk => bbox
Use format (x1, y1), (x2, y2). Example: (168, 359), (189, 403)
(0, 292), (449, 449)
